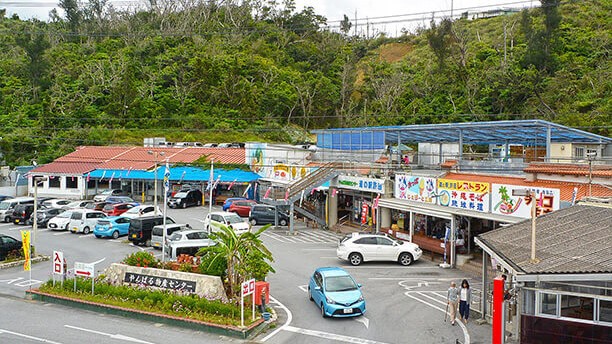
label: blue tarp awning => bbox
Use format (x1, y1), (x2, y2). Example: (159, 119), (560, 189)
(86, 167), (260, 183)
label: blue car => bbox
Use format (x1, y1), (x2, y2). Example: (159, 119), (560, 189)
(308, 267), (366, 318)
(93, 216), (131, 239)
(222, 197), (246, 211)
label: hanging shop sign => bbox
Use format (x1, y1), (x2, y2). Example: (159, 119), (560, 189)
(394, 174), (437, 203)
(491, 184), (560, 218)
(337, 175), (385, 194)
(437, 179), (490, 213)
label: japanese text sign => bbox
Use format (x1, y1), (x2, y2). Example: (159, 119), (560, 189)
(437, 178), (490, 213)
(124, 272), (196, 293)
(337, 175), (385, 194)
(491, 184), (560, 218)
(74, 262), (94, 278)
(53, 251), (64, 275)
(242, 278), (256, 296)
(394, 175), (437, 203)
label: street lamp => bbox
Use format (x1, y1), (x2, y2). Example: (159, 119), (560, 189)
(586, 151), (597, 197)
(513, 188), (538, 263)
(33, 176), (47, 255)
(147, 150), (165, 215)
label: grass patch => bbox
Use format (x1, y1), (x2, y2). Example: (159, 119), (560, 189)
(39, 278), (257, 327)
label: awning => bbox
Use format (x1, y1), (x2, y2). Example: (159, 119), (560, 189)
(378, 198), (522, 224)
(86, 167), (260, 183)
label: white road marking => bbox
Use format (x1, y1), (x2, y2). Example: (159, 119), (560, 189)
(0, 329), (63, 344)
(260, 295), (293, 342)
(416, 291), (447, 306)
(298, 285), (308, 292)
(370, 277), (460, 280)
(301, 248), (336, 251)
(0, 223), (14, 227)
(53, 232), (71, 236)
(283, 325), (390, 344)
(401, 282), (471, 344)
(354, 316), (370, 329)
(64, 325), (156, 344)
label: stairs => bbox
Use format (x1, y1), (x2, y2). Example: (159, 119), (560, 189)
(294, 206), (328, 229)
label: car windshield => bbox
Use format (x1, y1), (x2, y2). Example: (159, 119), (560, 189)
(226, 214), (244, 224)
(190, 232), (208, 239)
(169, 233), (182, 241)
(173, 192), (188, 198)
(100, 190), (113, 195)
(56, 211), (72, 218)
(325, 276), (358, 292)
(0, 201), (10, 210)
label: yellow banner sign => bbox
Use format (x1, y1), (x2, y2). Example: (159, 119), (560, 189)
(21, 230), (31, 271)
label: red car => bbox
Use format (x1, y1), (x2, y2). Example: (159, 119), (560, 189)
(102, 202), (136, 216)
(228, 200), (258, 217)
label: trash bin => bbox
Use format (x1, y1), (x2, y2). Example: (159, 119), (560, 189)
(255, 281), (270, 306)
(262, 312), (271, 321)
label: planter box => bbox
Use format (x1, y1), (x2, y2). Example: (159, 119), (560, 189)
(26, 289), (268, 340)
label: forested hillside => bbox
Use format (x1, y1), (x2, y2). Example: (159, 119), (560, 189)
(0, 0), (609, 166)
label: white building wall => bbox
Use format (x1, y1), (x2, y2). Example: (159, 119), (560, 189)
(28, 175), (85, 200)
(417, 143), (460, 166)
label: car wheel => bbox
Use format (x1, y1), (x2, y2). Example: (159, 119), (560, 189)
(399, 252), (414, 266)
(182, 202), (187, 209)
(279, 218), (288, 226)
(308, 287), (314, 301)
(112, 231), (119, 239)
(349, 253), (363, 266)
(250, 218), (257, 226)
(64, 223), (69, 231)
(320, 303), (327, 318)
(83, 227), (90, 235)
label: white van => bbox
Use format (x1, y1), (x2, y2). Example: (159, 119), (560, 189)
(69, 209), (106, 234)
(150, 223), (192, 249)
(165, 229), (216, 260)
(203, 211), (250, 235)
(0, 197), (35, 222)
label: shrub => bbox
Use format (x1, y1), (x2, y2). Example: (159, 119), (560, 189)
(122, 251), (159, 268)
(198, 253), (227, 277)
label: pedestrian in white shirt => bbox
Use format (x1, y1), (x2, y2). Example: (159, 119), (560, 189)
(459, 279), (472, 324)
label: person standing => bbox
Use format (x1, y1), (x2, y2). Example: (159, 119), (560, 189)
(459, 279), (472, 324)
(447, 281), (459, 325)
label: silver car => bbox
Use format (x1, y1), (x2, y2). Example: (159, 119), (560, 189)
(165, 229), (216, 260)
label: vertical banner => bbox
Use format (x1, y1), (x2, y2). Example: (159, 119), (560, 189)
(21, 231), (31, 271)
(360, 202), (368, 225)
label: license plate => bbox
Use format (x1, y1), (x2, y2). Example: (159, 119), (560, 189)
(343, 308), (353, 314)
(132, 234), (137, 238)
(72, 227), (78, 231)
(15, 219), (19, 223)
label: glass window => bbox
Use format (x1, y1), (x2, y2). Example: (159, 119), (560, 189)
(540, 293), (557, 316)
(377, 237), (394, 245)
(599, 300), (611, 323)
(49, 176), (60, 188)
(560, 295), (594, 321)
(521, 289), (536, 315)
(66, 176), (78, 189)
(354, 237), (377, 245)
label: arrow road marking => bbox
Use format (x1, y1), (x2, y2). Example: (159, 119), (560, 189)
(64, 325), (156, 344)
(354, 316), (370, 329)
(0, 329), (63, 343)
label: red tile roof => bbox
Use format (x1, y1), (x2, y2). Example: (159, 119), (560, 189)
(31, 146), (246, 175)
(524, 163), (612, 177)
(443, 172), (611, 202)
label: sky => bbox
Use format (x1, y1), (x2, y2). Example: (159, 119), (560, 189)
(0, 0), (540, 35)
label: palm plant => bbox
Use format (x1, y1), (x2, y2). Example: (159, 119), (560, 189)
(198, 224), (274, 299)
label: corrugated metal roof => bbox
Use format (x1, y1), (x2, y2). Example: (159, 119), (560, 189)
(524, 163), (612, 177)
(87, 167), (259, 182)
(477, 204), (612, 274)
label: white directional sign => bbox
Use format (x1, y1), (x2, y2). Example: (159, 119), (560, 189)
(242, 278), (256, 296)
(52, 251), (64, 275)
(74, 262), (94, 278)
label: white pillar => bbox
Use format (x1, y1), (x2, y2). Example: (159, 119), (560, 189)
(328, 188), (338, 226)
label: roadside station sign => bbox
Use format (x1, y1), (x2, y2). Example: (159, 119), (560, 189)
(241, 278), (256, 327)
(242, 278), (256, 296)
(74, 262), (94, 278)
(53, 251), (64, 275)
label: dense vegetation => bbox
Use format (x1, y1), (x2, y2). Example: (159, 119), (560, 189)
(0, 0), (609, 166)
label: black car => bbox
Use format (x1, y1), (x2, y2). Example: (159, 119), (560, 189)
(0, 195), (13, 202)
(27, 208), (65, 228)
(128, 215), (175, 246)
(168, 189), (203, 209)
(248, 205), (290, 226)
(0, 234), (22, 261)
(10, 204), (36, 225)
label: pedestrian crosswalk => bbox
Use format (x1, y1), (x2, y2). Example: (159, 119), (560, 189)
(261, 229), (343, 244)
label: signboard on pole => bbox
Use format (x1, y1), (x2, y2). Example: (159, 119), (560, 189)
(53, 251), (64, 275)
(491, 184), (560, 218)
(241, 278), (256, 327)
(74, 262), (94, 278)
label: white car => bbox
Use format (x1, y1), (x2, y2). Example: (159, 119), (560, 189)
(93, 189), (126, 202)
(203, 211), (250, 235)
(63, 200), (93, 209)
(121, 205), (162, 219)
(336, 233), (422, 266)
(164, 229), (217, 259)
(47, 210), (74, 231)
(69, 209), (106, 234)
(42, 199), (72, 209)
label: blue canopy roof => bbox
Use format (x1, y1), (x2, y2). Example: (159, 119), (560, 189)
(87, 166), (260, 183)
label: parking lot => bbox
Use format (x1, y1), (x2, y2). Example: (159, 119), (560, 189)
(0, 203), (493, 343)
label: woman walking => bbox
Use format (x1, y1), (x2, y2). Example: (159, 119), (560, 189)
(459, 279), (472, 324)
(447, 281), (459, 325)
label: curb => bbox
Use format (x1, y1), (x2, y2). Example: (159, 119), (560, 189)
(26, 289), (273, 339)
(0, 255), (50, 270)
